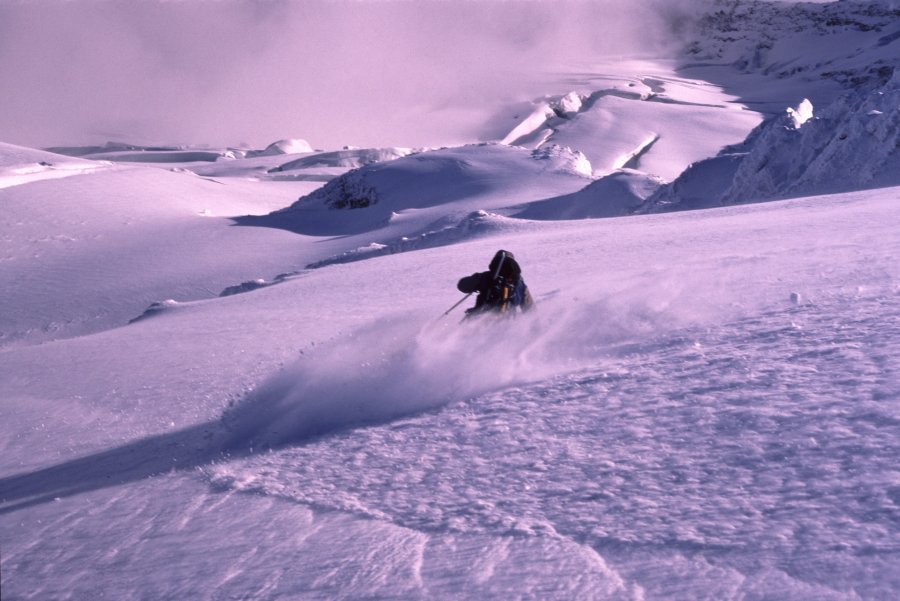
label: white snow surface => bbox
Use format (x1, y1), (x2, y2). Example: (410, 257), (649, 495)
(2, 3), (900, 600)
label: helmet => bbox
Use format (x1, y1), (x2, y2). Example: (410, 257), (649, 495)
(489, 249), (521, 281)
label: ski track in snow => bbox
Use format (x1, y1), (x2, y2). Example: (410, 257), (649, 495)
(208, 289), (900, 599)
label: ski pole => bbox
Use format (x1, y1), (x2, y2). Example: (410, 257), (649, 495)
(441, 293), (472, 317)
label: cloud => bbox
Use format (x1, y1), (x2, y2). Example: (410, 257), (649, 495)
(0, 0), (712, 150)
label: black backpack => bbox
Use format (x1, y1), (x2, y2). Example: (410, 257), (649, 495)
(483, 251), (527, 313)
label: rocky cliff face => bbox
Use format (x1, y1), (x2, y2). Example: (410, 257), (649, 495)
(641, 0), (899, 212)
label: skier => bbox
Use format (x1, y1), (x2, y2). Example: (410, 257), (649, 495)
(457, 249), (534, 317)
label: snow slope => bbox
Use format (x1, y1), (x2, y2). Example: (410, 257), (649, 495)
(0, 142), (110, 190)
(2, 1), (900, 599)
(0, 163), (322, 346)
(2, 180), (898, 599)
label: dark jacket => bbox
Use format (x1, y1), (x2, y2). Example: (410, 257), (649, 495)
(457, 251), (534, 315)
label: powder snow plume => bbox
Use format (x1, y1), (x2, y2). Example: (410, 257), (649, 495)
(220, 269), (729, 449)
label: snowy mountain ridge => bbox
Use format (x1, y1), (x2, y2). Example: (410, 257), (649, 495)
(638, 0), (899, 211)
(723, 68), (900, 202)
(644, 68), (900, 210)
(686, 0), (899, 91)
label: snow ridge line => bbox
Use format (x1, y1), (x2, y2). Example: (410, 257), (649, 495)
(612, 133), (660, 171)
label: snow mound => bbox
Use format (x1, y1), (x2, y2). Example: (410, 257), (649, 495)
(787, 98), (814, 129)
(247, 138), (314, 157)
(529, 144), (592, 178)
(554, 91), (586, 118)
(500, 91), (588, 148)
(514, 170), (663, 220)
(293, 144), (590, 212)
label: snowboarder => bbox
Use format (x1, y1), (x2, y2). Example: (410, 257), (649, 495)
(457, 250), (534, 317)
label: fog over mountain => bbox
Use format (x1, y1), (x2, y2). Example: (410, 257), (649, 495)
(2, 0), (728, 149)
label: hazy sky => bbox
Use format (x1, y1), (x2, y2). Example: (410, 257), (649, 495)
(0, 0), (813, 150)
